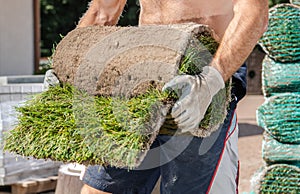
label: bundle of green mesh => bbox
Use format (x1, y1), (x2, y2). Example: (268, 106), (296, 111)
(257, 92), (300, 144)
(4, 35), (231, 168)
(262, 132), (300, 164)
(259, 4), (300, 62)
(252, 164), (300, 194)
(262, 56), (300, 97)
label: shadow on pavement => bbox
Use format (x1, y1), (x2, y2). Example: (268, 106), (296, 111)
(238, 123), (264, 137)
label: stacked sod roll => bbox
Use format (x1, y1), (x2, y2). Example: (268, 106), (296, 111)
(252, 164), (300, 194)
(259, 4), (300, 63)
(262, 57), (300, 96)
(257, 93), (300, 145)
(4, 24), (231, 169)
(252, 4), (300, 194)
(262, 132), (300, 165)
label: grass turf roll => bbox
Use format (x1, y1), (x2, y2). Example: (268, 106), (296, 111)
(262, 56), (300, 97)
(4, 81), (230, 168)
(259, 4), (300, 63)
(257, 93), (300, 144)
(252, 164), (300, 194)
(4, 27), (231, 168)
(262, 132), (300, 165)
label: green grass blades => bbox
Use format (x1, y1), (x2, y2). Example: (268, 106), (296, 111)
(177, 34), (231, 135)
(259, 164), (300, 194)
(4, 33), (230, 168)
(4, 84), (171, 168)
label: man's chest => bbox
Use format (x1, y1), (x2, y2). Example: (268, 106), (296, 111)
(139, 0), (233, 22)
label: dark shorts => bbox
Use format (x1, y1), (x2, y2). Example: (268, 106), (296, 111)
(82, 97), (239, 194)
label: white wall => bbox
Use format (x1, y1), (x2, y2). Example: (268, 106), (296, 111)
(0, 0), (34, 76)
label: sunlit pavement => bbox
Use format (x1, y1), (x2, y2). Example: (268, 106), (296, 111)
(237, 95), (265, 193)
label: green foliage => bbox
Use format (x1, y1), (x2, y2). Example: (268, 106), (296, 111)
(118, 0), (140, 26)
(40, 0), (90, 57)
(40, 0), (290, 57)
(268, 0), (290, 7)
(40, 0), (140, 57)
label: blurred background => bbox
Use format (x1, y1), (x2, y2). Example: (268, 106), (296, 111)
(0, 0), (140, 76)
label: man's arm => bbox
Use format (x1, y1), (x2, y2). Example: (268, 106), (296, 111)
(78, 0), (127, 27)
(163, 0), (269, 132)
(211, 0), (269, 81)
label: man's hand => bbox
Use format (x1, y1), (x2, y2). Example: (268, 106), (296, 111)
(43, 70), (60, 91)
(162, 66), (225, 133)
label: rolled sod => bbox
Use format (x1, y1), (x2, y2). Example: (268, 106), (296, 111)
(257, 92), (300, 144)
(262, 132), (300, 164)
(252, 164), (300, 194)
(262, 56), (300, 97)
(259, 4), (300, 62)
(4, 24), (231, 168)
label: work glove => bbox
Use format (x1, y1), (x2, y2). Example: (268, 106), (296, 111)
(162, 66), (225, 133)
(43, 69), (60, 91)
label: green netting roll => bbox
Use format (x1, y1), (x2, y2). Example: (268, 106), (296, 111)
(262, 132), (300, 164)
(259, 4), (300, 62)
(290, 0), (300, 6)
(252, 164), (300, 194)
(262, 56), (300, 97)
(257, 93), (300, 144)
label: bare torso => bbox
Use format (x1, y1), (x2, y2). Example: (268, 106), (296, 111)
(139, 0), (234, 40)
(78, 0), (268, 82)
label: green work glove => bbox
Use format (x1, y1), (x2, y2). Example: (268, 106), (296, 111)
(162, 66), (225, 133)
(43, 69), (60, 90)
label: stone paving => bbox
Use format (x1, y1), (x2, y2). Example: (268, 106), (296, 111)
(237, 95), (265, 193)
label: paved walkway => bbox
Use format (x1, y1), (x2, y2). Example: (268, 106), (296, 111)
(151, 95), (266, 194)
(237, 95), (265, 193)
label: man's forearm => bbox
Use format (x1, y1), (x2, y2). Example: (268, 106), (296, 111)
(78, 0), (127, 27)
(211, 0), (269, 81)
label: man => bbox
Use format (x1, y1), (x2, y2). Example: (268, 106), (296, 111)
(76, 0), (268, 193)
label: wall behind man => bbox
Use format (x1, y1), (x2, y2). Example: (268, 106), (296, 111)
(0, 0), (34, 76)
